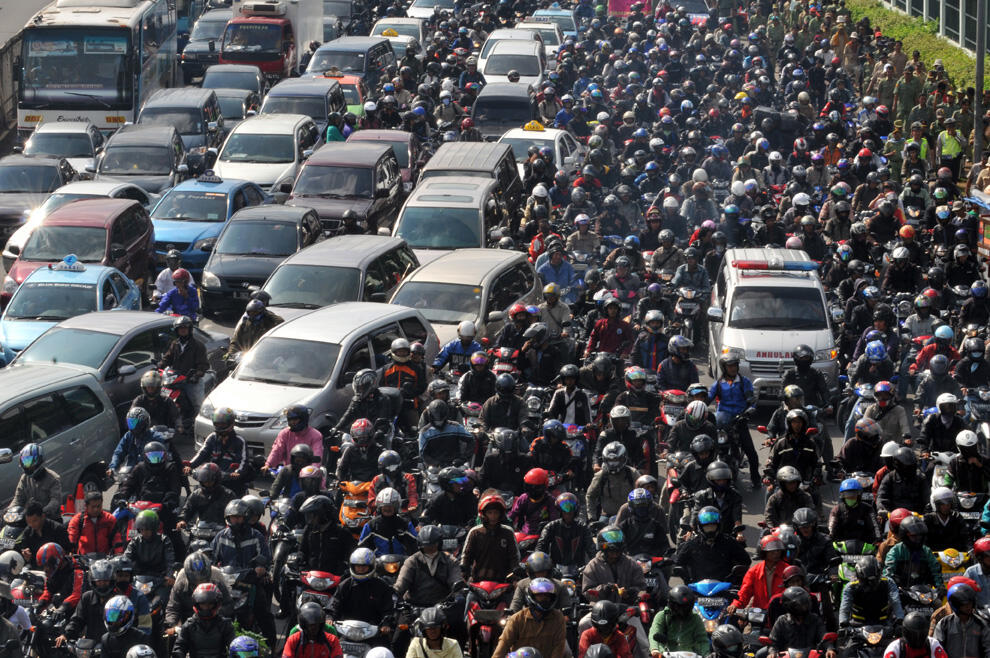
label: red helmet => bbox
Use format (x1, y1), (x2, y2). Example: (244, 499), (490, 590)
(708, 108), (719, 119)
(947, 575), (982, 592)
(478, 494), (506, 515)
(759, 534), (784, 552)
(172, 268), (191, 285)
(858, 148), (872, 159)
(922, 287), (939, 300)
(36, 543), (64, 570)
(509, 303), (528, 319)
(888, 508), (913, 535)
(899, 225), (915, 239)
(350, 418), (374, 446)
(461, 118), (474, 130)
(524, 468), (549, 486)
(975, 537), (990, 558)
(877, 105), (889, 115)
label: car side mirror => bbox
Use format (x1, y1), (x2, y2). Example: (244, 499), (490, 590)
(374, 188), (389, 199)
(11, 146), (22, 154)
(707, 306), (724, 322)
(177, 163), (190, 174)
(302, 149), (314, 159)
(369, 292), (386, 303)
(0, 449), (12, 464)
(85, 164), (96, 174)
(111, 246), (126, 260)
(487, 310), (505, 323)
(279, 181), (293, 194)
(208, 40), (215, 52)
(117, 364), (136, 377)
(7, 245), (19, 256)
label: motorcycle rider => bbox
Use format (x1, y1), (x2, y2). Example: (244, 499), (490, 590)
(480, 427), (529, 493)
(615, 366), (659, 427)
(263, 404), (324, 472)
(547, 365), (592, 426)
(434, 321), (483, 375)
(828, 479), (882, 544)
(283, 601), (344, 658)
(578, 601), (631, 658)
(156, 268), (199, 321)
(458, 352), (497, 406)
(668, 402), (718, 454)
(691, 461), (744, 539)
(173, 584), (236, 658)
(536, 493), (596, 568)
(883, 611), (949, 658)
(964, 538), (990, 607)
(99, 596), (148, 658)
(394, 525), (460, 609)
(877, 448), (926, 514)
(228, 299), (283, 359)
(648, 585), (709, 657)
(36, 542), (84, 618)
(594, 405), (642, 471)
(765, 467), (815, 529)
(510, 468), (560, 535)
(418, 400), (474, 467)
(110, 407), (170, 478)
(946, 430), (990, 492)
(587, 442), (640, 520)
(158, 315), (209, 431)
(766, 587), (834, 658)
(618, 488), (670, 556)
(782, 345), (833, 413)
(421, 467), (477, 528)
(370, 451), (418, 515)
(677, 434), (718, 497)
(58, 559), (123, 645)
(923, 487), (972, 551)
(328, 547), (396, 644)
(164, 552), (233, 634)
(921, 393), (967, 452)
(509, 552), (573, 614)
(270, 443), (316, 500)
(792, 508), (836, 575)
(358, 488), (418, 556)
(461, 494), (519, 582)
(585, 296), (634, 359)
(338, 418), (385, 482)
(299, 494), (355, 575)
(481, 374), (525, 433)
(837, 557), (904, 629)
(494, 581), (566, 658)
(671, 507), (750, 582)
(657, 336), (699, 392)
(933, 583), (990, 658)
(631, 310), (669, 371)
(727, 534), (790, 617)
(838, 417), (883, 475)
(67, 490), (123, 557)
(884, 516), (944, 591)
(130, 370), (180, 436)
(915, 357), (963, 414)
(709, 355), (760, 487)
(336, 368), (400, 434)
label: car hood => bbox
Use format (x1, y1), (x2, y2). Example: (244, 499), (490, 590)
(406, 7), (434, 18)
(66, 158), (95, 175)
(95, 174), (174, 195)
(433, 321), (469, 346)
(722, 326), (833, 362)
(0, 192), (50, 216)
(266, 306), (317, 323)
(152, 218), (224, 246)
(213, 161), (295, 188)
(207, 377), (320, 417)
(0, 319), (56, 352)
(180, 133), (207, 150)
(285, 195), (373, 219)
(207, 252), (284, 280)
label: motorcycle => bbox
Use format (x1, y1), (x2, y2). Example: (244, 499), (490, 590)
(437, 524), (468, 558)
(336, 619), (381, 658)
(936, 547), (973, 581)
(958, 492), (988, 532)
(0, 508), (25, 552)
(633, 554), (668, 609)
(900, 584), (940, 617)
(465, 581), (513, 658)
(490, 347), (521, 378)
(658, 449), (692, 539)
(70, 638), (102, 658)
(339, 480), (374, 537)
(758, 633), (838, 658)
(673, 287), (703, 347)
(840, 623), (895, 658)
(686, 579), (734, 634)
(514, 531), (540, 562)
(830, 540), (878, 601)
(928, 451), (954, 489)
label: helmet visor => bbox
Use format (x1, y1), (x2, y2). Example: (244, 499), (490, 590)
(126, 417), (142, 431)
(145, 450), (166, 465)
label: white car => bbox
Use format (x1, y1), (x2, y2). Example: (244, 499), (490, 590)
(482, 40), (546, 90)
(515, 21), (562, 62)
(17, 121), (105, 177)
(478, 28), (545, 78)
(212, 114), (321, 202)
(371, 17), (426, 57)
(498, 123), (585, 180)
(405, 0), (455, 19)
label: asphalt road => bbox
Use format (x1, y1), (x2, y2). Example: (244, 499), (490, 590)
(0, 0), (48, 46)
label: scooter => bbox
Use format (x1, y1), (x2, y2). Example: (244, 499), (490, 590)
(465, 581), (513, 658)
(686, 579), (734, 634)
(336, 619), (381, 658)
(839, 623), (895, 658)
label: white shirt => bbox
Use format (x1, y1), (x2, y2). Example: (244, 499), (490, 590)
(561, 388), (578, 425)
(155, 267), (176, 298)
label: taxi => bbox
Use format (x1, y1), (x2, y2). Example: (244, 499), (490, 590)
(497, 120), (587, 180)
(150, 171), (271, 276)
(0, 255), (141, 362)
(320, 70), (371, 118)
(532, 5), (579, 38)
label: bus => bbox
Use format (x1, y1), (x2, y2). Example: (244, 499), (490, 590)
(16, 0), (178, 141)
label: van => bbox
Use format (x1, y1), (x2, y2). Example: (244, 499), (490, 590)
(471, 83), (538, 141)
(482, 40), (546, 90)
(261, 78), (347, 135)
(304, 37), (397, 89)
(478, 28), (545, 74)
(418, 141), (525, 217)
(706, 248), (839, 403)
(138, 88), (224, 151)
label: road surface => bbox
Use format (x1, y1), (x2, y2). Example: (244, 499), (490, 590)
(0, 0), (50, 46)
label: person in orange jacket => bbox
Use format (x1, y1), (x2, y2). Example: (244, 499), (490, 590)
(578, 601), (632, 658)
(726, 533), (789, 615)
(67, 491), (123, 557)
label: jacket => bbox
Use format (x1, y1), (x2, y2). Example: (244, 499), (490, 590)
(657, 357), (700, 391)
(156, 285), (199, 320)
(67, 511), (123, 555)
(631, 331), (669, 371)
(65, 589), (118, 640)
(173, 615), (235, 658)
(649, 608), (711, 655)
(765, 489), (815, 528)
(433, 339), (483, 372)
(547, 387), (592, 426)
(264, 427), (324, 470)
(394, 550), (460, 607)
(964, 564), (990, 608)
(12, 468), (63, 519)
(159, 336), (209, 378)
(586, 317), (634, 356)
(536, 518), (595, 567)
(283, 630), (344, 658)
(934, 614), (990, 658)
(492, 608), (566, 658)
(358, 514), (418, 556)
(164, 566), (233, 627)
(180, 485), (235, 525)
(732, 560), (789, 609)
(582, 553), (651, 601)
(39, 559), (85, 613)
(586, 466), (639, 518)
(110, 428), (169, 471)
(877, 471), (925, 513)
(863, 404), (912, 443)
(481, 394), (525, 432)
(461, 522), (519, 582)
(327, 575), (395, 626)
(130, 393), (180, 431)
(768, 613), (829, 651)
(839, 577), (903, 625)
(709, 376), (753, 416)
(421, 491), (478, 528)
(884, 541), (943, 589)
(123, 533), (175, 580)
(119, 461), (183, 506)
(14, 518), (70, 567)
(509, 493), (559, 535)
(210, 526), (271, 570)
(578, 627), (632, 658)
(229, 309), (283, 355)
(828, 501), (881, 544)
(189, 432), (248, 474)
(672, 534), (751, 583)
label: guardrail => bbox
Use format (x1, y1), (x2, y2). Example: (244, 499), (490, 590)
(879, 0), (988, 56)
(0, 32), (21, 145)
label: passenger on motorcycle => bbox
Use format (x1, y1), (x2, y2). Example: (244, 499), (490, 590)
(271, 444), (317, 500)
(631, 310), (669, 371)
(36, 542), (84, 615)
(481, 428), (529, 493)
(677, 434), (718, 495)
(883, 611), (949, 658)
(953, 337), (990, 394)
(187, 407), (250, 494)
(946, 430), (990, 492)
(418, 400), (474, 467)
(615, 367), (659, 427)
(960, 280), (990, 327)
(459, 352), (497, 406)
(648, 585), (709, 658)
(727, 534), (790, 616)
(336, 369), (400, 433)
(782, 345), (832, 413)
(616, 475), (663, 525)
(853, 307), (900, 362)
(882, 247), (923, 294)
(462, 494), (519, 582)
(509, 552), (573, 614)
(792, 508), (837, 576)
(110, 407), (170, 477)
(358, 488), (418, 557)
(58, 559), (123, 645)
(924, 487), (973, 551)
(964, 539), (990, 607)
(67, 490), (123, 556)
(578, 601), (631, 658)
(130, 370), (180, 435)
(173, 583), (236, 658)
(263, 404), (324, 472)
(510, 467), (560, 536)
(690, 461), (744, 538)
(861, 381), (911, 445)
(299, 495), (356, 576)
(915, 356), (963, 412)
(588, 441), (640, 519)
(156, 268), (199, 321)
(495, 582), (566, 658)
(370, 450), (418, 515)
(228, 298), (283, 359)
(766, 467), (815, 529)
(932, 583), (990, 658)
(921, 393), (967, 452)
(585, 297), (634, 359)
(657, 336), (699, 392)
(915, 326), (960, 373)
(767, 408), (822, 489)
(481, 374), (525, 432)
(618, 488), (670, 555)
(520, 323), (563, 386)
(536, 493), (596, 568)
(766, 587), (834, 658)
(283, 601), (344, 658)
(838, 417), (884, 477)
(99, 595), (148, 658)
(877, 447), (926, 514)
(338, 418), (385, 482)
(672, 506), (750, 582)
(767, 386), (812, 440)
(164, 552), (233, 632)
(837, 557), (904, 629)
(394, 525), (460, 609)
(178, 463), (236, 530)
(884, 516), (944, 591)
(119, 440), (183, 521)
(498, 306), (534, 352)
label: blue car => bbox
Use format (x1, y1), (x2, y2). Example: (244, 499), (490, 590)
(150, 171), (271, 276)
(532, 5), (579, 39)
(0, 255), (142, 364)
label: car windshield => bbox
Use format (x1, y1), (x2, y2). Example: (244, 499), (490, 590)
(190, 18), (229, 41)
(5, 282), (97, 320)
(472, 98), (533, 124)
(216, 221), (297, 256)
(100, 146), (172, 175)
(139, 109), (204, 135)
(530, 27), (559, 45)
(412, 0), (454, 8)
(0, 165), (60, 193)
(484, 53), (541, 76)
(391, 281), (481, 324)
(21, 226), (107, 261)
(324, 0), (353, 16)
(728, 286), (827, 330)
(15, 327), (118, 368)
(202, 69), (259, 92)
(261, 96), (327, 122)
(263, 264), (360, 308)
(217, 96), (247, 120)
(308, 51), (365, 74)
(341, 83), (361, 104)
(500, 136), (553, 163)
(292, 165), (372, 198)
(534, 12), (575, 32)
(219, 133), (295, 163)
(23, 133), (94, 159)
(354, 138), (408, 167)
(373, 23), (419, 38)
(237, 336), (340, 387)
(222, 24), (281, 54)
(152, 190), (228, 221)
(396, 207), (480, 249)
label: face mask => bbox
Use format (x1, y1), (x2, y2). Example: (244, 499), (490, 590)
(843, 496), (858, 507)
(443, 98), (451, 105)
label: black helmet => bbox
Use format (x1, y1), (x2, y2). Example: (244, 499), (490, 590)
(792, 507), (817, 529)
(584, 645), (613, 658)
(855, 558), (882, 588)
(668, 585), (697, 616)
(285, 404), (310, 429)
(378, 450), (401, 474)
(781, 586), (811, 616)
(90, 559), (117, 596)
(690, 434), (715, 457)
(298, 601), (326, 634)
(948, 583), (977, 612)
(899, 515), (927, 544)
(893, 446), (916, 468)
(299, 495), (335, 527)
(902, 612), (930, 649)
(352, 368), (378, 399)
(560, 364), (579, 380)
(592, 356), (613, 378)
(496, 373), (516, 394)
(792, 344), (813, 365)
(417, 524), (443, 548)
(712, 624), (743, 658)
(590, 600), (620, 631)
(172, 315), (194, 331)
(426, 399), (450, 428)
(290, 443), (314, 467)
(523, 322), (549, 345)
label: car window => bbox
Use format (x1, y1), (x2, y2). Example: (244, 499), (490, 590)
(514, 263), (535, 296)
(117, 186), (150, 206)
(102, 279), (118, 309)
(362, 260), (387, 300)
(0, 406), (26, 453)
(117, 330), (158, 369)
(379, 249), (407, 289)
(304, 215), (322, 244)
(109, 272), (130, 300)
(21, 394), (74, 443)
(490, 267), (522, 311)
(123, 209), (145, 244)
(400, 316), (427, 342)
(59, 386), (105, 424)
(110, 218), (126, 248)
(395, 247), (417, 275)
(370, 322), (401, 356)
(340, 337), (372, 384)
(231, 189), (248, 213)
(243, 185), (265, 206)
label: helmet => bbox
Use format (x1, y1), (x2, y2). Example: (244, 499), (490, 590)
(478, 494), (506, 516)
(931, 486), (955, 510)
(785, 408), (808, 430)
(590, 600), (620, 631)
(224, 499), (249, 526)
(781, 586), (811, 616)
(524, 467), (550, 488)
(140, 370), (162, 391)
(390, 338), (411, 362)
(900, 515), (927, 545)
(143, 441), (167, 466)
(426, 400), (450, 429)
(556, 492), (578, 515)
(127, 647), (156, 658)
(284, 404), (310, 430)
(192, 583), (221, 619)
(230, 636), (260, 658)
(973, 280), (989, 299)
(602, 441), (628, 472)
(686, 400), (708, 428)
(496, 373), (516, 394)
(349, 548), (376, 580)
(458, 320), (477, 338)
(855, 558), (882, 587)
(350, 418), (374, 446)
(865, 341), (887, 362)
(690, 434), (715, 458)
(903, 611), (930, 649)
(792, 507), (817, 529)
(706, 460), (732, 486)
(352, 368), (378, 399)
(299, 495), (334, 527)
(193, 462), (221, 486)
(19, 443), (43, 474)
(104, 595), (136, 635)
(375, 487), (402, 511)
(712, 624), (743, 658)
(525, 552), (554, 577)
(0, 550), (24, 579)
(183, 551), (211, 586)
(948, 583), (977, 613)
(378, 450), (401, 475)
(936, 325), (954, 341)
(957, 429), (979, 451)
(417, 524), (443, 549)
(937, 392), (959, 411)
(854, 417), (880, 441)
(90, 559), (117, 596)
(36, 542), (64, 571)
(135, 509), (159, 534)
(839, 478), (863, 496)
(526, 577), (558, 614)
(597, 526), (625, 552)
(777, 465), (802, 485)
(290, 443), (315, 468)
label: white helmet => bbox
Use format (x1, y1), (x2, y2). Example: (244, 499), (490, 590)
(375, 487), (402, 509)
(367, 649), (395, 658)
(930, 486), (955, 509)
(439, 90), (452, 100)
(663, 196), (679, 210)
(441, 79), (454, 92)
(692, 168), (709, 183)
(793, 192), (811, 207)
(457, 320), (477, 338)
(936, 392), (959, 409)
(785, 236), (803, 249)
(730, 180), (745, 197)
(598, 112), (611, 123)
(880, 441), (899, 458)
(956, 429), (979, 449)
(533, 184), (549, 198)
(0, 550), (24, 577)
(364, 101), (377, 113)
(769, 151), (783, 163)
(125, 647), (156, 658)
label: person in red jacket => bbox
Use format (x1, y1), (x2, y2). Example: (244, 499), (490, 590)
(585, 297), (633, 358)
(67, 491), (123, 556)
(37, 542), (84, 614)
(578, 601), (632, 658)
(283, 601), (343, 658)
(726, 534), (789, 615)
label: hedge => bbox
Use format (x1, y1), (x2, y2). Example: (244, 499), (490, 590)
(845, 0), (990, 89)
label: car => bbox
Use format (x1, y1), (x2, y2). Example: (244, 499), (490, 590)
(12, 311), (229, 422)
(0, 363), (121, 505)
(419, 141), (525, 216)
(478, 29), (545, 76)
(320, 72), (370, 117)
(482, 40), (546, 90)
(532, 5), (578, 38)
(406, 0), (455, 19)
(212, 114), (322, 202)
(470, 83), (538, 141)
(345, 129), (423, 193)
(260, 78), (347, 135)
(256, 234), (419, 322)
(3, 198), (155, 306)
(92, 125), (192, 195)
(516, 20), (563, 60)
(16, 121), (106, 176)
(323, 0), (369, 37)
(681, 0), (712, 25)
(389, 248), (540, 345)
(706, 248), (838, 403)
(303, 37), (396, 89)
(498, 121), (586, 179)
(370, 17), (426, 57)
(0, 155), (78, 252)
(200, 205), (325, 314)
(0, 257), (142, 363)
(212, 88), (261, 138)
(284, 142), (402, 235)
(180, 9), (233, 82)
(150, 171), (271, 276)
(202, 64), (269, 98)
(2, 182), (158, 273)
(392, 178), (504, 264)
(194, 301), (438, 455)
(137, 88), (225, 151)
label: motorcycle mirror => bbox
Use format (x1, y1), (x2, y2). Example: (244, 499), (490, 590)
(823, 633), (838, 643)
(757, 425), (768, 434)
(806, 427), (818, 436)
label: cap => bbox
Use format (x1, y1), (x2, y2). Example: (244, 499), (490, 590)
(893, 119), (904, 129)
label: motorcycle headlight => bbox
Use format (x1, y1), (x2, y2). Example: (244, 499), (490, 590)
(815, 347), (838, 360)
(959, 494), (978, 509)
(980, 389), (990, 401)
(866, 632), (883, 645)
(306, 575), (332, 590)
(201, 270), (221, 289)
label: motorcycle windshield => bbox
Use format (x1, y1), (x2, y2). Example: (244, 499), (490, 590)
(688, 579), (732, 596)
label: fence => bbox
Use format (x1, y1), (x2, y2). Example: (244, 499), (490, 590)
(878, 0), (988, 56)
(0, 33), (21, 144)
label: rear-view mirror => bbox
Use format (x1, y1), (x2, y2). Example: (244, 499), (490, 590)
(117, 364), (136, 377)
(0, 449), (12, 464)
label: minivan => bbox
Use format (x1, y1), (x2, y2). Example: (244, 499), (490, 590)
(471, 83), (538, 141)
(418, 141), (525, 217)
(93, 125), (191, 195)
(304, 37), (396, 89)
(138, 88), (224, 151)
(260, 78), (347, 135)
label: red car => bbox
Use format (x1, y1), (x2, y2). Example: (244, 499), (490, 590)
(3, 198), (155, 305)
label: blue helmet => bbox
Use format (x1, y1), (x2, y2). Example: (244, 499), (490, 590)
(935, 325), (954, 341)
(862, 286), (880, 300)
(633, 128), (648, 138)
(104, 595), (136, 636)
(19, 444), (43, 475)
(696, 506), (720, 527)
(838, 478), (863, 494)
(972, 280), (988, 299)
(865, 340), (887, 363)
(230, 636), (261, 658)
(624, 235), (641, 250)
(645, 161), (659, 171)
(628, 487), (652, 505)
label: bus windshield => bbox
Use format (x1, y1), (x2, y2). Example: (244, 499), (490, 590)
(20, 27), (132, 110)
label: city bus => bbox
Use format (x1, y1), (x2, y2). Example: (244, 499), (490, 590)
(16, 0), (178, 141)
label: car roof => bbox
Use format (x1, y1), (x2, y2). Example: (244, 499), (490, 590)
(212, 87), (256, 100)
(722, 248), (821, 286)
(145, 87), (215, 108)
(500, 126), (568, 140)
(422, 141), (513, 172)
(271, 301), (419, 343)
(308, 142), (391, 166)
(199, 8), (232, 20)
(165, 173), (248, 194)
(0, 155), (64, 168)
(486, 28), (540, 39)
(283, 234), (405, 267)
(317, 36), (390, 51)
(23, 261), (119, 286)
(475, 82), (534, 100)
(50, 181), (140, 196)
(33, 121), (93, 134)
(403, 248), (525, 285)
(374, 17), (422, 24)
(348, 129), (412, 143)
(406, 177), (496, 207)
(229, 204), (316, 223)
(488, 40), (542, 56)
(266, 78), (341, 96)
(107, 125), (177, 145)
(205, 64), (263, 75)
(58, 310), (170, 334)
(232, 114), (310, 134)
(42, 198), (139, 227)
(0, 363), (98, 392)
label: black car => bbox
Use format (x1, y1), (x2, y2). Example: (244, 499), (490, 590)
(180, 9), (233, 83)
(200, 204), (325, 315)
(0, 155), (77, 248)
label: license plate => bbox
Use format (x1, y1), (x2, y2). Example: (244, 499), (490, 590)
(443, 538), (459, 550)
(761, 386), (781, 398)
(233, 291), (249, 299)
(698, 597), (726, 607)
(962, 511), (981, 519)
(645, 578), (658, 589)
(841, 555), (861, 562)
(341, 642), (370, 657)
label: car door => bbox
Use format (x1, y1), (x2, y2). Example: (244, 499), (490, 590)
(369, 322), (401, 368)
(709, 265), (727, 367)
(361, 259), (388, 302)
(0, 405), (28, 505)
(18, 393), (75, 480)
(108, 213), (129, 273)
(332, 334), (373, 414)
(105, 328), (160, 420)
(57, 385), (115, 490)
(193, 325), (229, 378)
(108, 271), (139, 309)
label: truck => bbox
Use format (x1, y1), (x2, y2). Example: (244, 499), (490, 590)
(219, 0), (323, 83)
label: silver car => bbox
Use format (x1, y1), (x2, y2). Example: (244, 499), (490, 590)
(195, 302), (439, 454)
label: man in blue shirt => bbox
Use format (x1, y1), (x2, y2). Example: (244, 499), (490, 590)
(156, 268), (199, 322)
(433, 321), (483, 376)
(537, 246), (579, 304)
(459, 57), (486, 89)
(708, 355), (760, 487)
